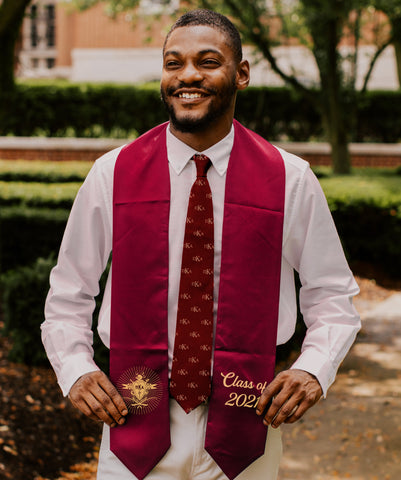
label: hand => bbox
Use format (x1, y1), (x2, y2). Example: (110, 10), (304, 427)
(256, 369), (322, 429)
(68, 371), (128, 428)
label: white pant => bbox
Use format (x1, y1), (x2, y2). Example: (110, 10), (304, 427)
(97, 399), (282, 480)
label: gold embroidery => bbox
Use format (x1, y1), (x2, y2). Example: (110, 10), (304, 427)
(117, 367), (163, 415)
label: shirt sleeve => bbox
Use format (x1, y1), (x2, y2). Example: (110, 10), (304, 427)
(282, 162), (361, 396)
(41, 149), (118, 396)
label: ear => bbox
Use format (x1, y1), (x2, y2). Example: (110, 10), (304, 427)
(236, 60), (250, 91)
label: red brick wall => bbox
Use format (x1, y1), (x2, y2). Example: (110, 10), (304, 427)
(1, 147), (400, 167)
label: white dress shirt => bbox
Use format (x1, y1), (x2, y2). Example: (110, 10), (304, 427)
(42, 124), (360, 399)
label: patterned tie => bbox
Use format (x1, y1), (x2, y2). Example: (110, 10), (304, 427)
(170, 154), (214, 413)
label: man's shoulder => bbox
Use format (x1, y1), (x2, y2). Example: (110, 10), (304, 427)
(93, 145), (125, 176)
(272, 145), (310, 177)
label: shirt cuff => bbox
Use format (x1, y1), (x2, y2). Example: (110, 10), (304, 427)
(290, 349), (337, 397)
(58, 353), (101, 397)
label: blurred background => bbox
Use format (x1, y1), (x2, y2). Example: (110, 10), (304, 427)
(0, 1), (400, 479)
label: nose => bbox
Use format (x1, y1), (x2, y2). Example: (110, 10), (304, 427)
(178, 61), (203, 84)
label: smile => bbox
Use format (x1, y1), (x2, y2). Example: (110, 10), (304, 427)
(178, 93), (206, 99)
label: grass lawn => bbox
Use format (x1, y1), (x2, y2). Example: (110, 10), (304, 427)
(0, 160), (92, 182)
(0, 161), (400, 211)
(313, 167), (401, 209)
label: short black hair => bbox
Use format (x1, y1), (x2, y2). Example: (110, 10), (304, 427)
(164, 9), (243, 63)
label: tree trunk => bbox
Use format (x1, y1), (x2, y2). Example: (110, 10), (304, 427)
(306, 0), (352, 174)
(323, 109), (351, 174)
(0, 0), (32, 92)
(0, 0), (32, 134)
(394, 39), (401, 88)
(391, 16), (401, 89)
(0, 29), (20, 93)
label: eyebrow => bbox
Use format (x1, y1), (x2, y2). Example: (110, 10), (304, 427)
(164, 48), (224, 57)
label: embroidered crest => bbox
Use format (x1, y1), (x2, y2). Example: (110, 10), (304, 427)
(117, 366), (163, 415)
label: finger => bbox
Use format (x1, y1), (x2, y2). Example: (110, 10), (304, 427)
(98, 375), (129, 419)
(84, 395), (117, 426)
(69, 372), (127, 427)
(69, 394), (98, 421)
(256, 379), (282, 416)
(88, 389), (123, 426)
(270, 396), (303, 428)
(69, 392), (116, 426)
(261, 390), (294, 427)
(284, 392), (320, 424)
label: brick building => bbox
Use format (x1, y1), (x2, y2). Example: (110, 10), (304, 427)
(17, 0), (400, 88)
(19, 0), (177, 82)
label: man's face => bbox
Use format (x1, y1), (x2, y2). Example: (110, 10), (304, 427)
(160, 25), (240, 135)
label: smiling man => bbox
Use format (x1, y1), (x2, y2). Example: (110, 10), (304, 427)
(42, 9), (360, 480)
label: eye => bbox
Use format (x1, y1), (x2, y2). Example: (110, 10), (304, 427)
(200, 58), (221, 68)
(165, 59), (181, 69)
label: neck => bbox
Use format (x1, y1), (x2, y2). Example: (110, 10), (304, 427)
(169, 117), (233, 152)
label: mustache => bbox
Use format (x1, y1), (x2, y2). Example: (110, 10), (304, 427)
(166, 82), (218, 96)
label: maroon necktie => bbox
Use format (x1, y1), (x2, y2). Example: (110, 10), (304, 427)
(170, 154), (214, 413)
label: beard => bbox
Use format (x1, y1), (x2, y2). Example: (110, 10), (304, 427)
(160, 80), (237, 133)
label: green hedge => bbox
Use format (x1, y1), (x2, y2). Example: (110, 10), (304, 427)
(331, 201), (401, 279)
(1, 168), (400, 367)
(0, 181), (80, 208)
(0, 160), (91, 183)
(1, 172), (400, 276)
(354, 90), (401, 143)
(236, 87), (323, 141)
(0, 255), (109, 369)
(0, 207), (69, 273)
(2, 82), (401, 142)
(1, 256), (56, 365)
(0, 83), (166, 138)
(0, 252), (298, 368)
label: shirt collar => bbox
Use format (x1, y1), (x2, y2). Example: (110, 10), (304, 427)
(166, 123), (234, 176)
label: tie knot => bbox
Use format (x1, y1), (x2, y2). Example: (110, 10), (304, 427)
(192, 154), (211, 178)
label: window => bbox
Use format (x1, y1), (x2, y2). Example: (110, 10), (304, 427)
(30, 5), (39, 48)
(46, 58), (55, 69)
(45, 4), (56, 47)
(139, 0), (179, 15)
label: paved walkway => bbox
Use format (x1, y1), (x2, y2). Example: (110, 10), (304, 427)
(278, 293), (401, 480)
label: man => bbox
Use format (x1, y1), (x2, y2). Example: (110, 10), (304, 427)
(42, 9), (360, 480)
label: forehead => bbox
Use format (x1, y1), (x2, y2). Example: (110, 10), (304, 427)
(164, 25), (233, 57)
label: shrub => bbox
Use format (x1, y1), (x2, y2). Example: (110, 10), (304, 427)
(0, 83), (167, 138)
(0, 255), (109, 370)
(0, 207), (69, 272)
(2, 82), (401, 142)
(319, 171), (401, 279)
(0, 182), (80, 208)
(0, 160), (91, 183)
(355, 90), (401, 143)
(236, 87), (323, 141)
(1, 256), (56, 365)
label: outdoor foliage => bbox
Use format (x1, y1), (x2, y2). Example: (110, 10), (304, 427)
(321, 170), (401, 278)
(0, 181), (81, 208)
(1, 83), (166, 137)
(0, 160), (91, 183)
(1, 256), (55, 365)
(0, 162), (400, 367)
(0, 255), (109, 370)
(0, 207), (69, 272)
(2, 83), (401, 142)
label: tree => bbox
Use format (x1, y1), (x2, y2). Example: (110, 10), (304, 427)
(191, 0), (392, 173)
(73, 0), (390, 173)
(0, 0), (32, 92)
(372, 0), (401, 87)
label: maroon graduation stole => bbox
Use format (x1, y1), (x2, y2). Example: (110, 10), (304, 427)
(110, 120), (285, 480)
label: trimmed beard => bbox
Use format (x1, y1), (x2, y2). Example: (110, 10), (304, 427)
(160, 81), (237, 134)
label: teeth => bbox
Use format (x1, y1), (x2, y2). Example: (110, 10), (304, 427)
(179, 93), (203, 99)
